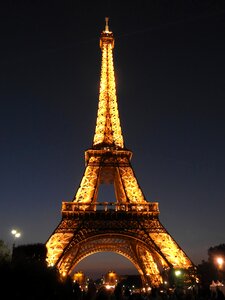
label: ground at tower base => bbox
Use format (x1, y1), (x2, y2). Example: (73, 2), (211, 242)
(71, 269), (225, 300)
(0, 242), (224, 300)
(72, 282), (225, 300)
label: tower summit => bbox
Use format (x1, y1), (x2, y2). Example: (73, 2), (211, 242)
(93, 17), (123, 149)
(105, 16), (109, 32)
(46, 19), (195, 286)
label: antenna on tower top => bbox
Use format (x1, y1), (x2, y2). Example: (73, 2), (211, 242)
(105, 17), (109, 32)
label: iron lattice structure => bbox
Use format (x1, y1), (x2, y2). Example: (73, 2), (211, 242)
(46, 18), (194, 286)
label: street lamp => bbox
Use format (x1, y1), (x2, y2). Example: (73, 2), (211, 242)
(11, 229), (21, 248)
(11, 229), (21, 239)
(216, 257), (224, 270)
(174, 269), (184, 288)
(216, 256), (224, 282)
(175, 270), (182, 277)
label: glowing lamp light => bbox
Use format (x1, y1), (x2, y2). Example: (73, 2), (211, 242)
(175, 270), (182, 277)
(105, 285), (114, 290)
(11, 229), (21, 239)
(216, 257), (224, 269)
(217, 257), (224, 266)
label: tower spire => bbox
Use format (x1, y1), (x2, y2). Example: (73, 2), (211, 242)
(93, 18), (124, 149)
(105, 16), (109, 32)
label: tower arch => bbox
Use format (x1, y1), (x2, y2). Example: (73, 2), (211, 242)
(57, 233), (166, 286)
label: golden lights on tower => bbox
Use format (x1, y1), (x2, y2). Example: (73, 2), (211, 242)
(93, 17), (123, 149)
(45, 18), (195, 287)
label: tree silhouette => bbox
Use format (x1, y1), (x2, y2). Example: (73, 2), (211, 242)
(0, 242), (75, 299)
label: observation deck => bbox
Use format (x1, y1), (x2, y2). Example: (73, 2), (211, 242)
(62, 201), (159, 217)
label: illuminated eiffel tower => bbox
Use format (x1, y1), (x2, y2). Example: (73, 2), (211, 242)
(46, 18), (194, 286)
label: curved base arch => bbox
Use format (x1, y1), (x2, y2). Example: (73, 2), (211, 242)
(56, 233), (168, 286)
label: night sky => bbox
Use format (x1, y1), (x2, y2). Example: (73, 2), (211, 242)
(1, 1), (225, 279)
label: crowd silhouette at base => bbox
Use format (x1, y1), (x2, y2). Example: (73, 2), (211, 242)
(0, 258), (224, 299)
(1, 243), (225, 300)
(73, 280), (225, 300)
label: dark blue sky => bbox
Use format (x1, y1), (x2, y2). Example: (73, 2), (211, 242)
(0, 1), (225, 279)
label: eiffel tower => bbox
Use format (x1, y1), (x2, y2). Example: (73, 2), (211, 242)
(46, 18), (194, 287)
